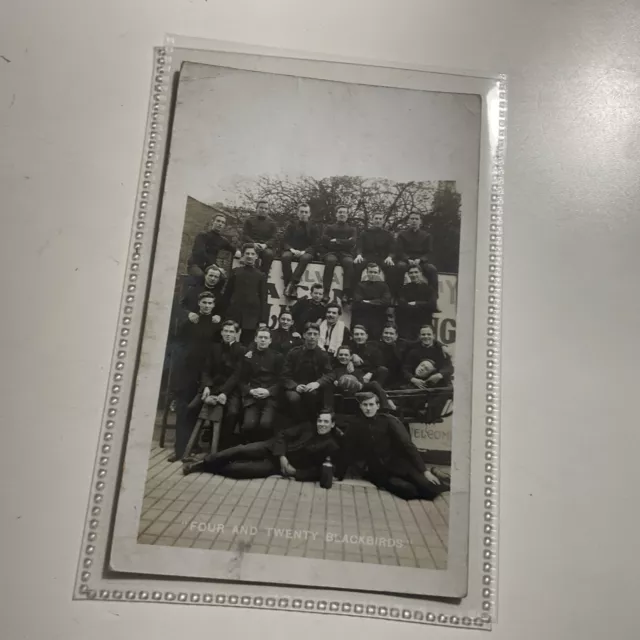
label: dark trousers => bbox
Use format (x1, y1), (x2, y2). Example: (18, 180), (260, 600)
(241, 398), (277, 440)
(218, 393), (242, 451)
(257, 248), (274, 277)
(395, 260), (439, 296)
(368, 466), (448, 501)
(174, 391), (200, 459)
(203, 441), (279, 479)
(240, 328), (257, 345)
(322, 253), (354, 297)
(352, 303), (389, 340)
(281, 251), (314, 286)
(285, 386), (334, 421)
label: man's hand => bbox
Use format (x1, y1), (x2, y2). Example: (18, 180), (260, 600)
(292, 332), (301, 339)
(411, 377), (428, 389)
(249, 389), (260, 398)
(384, 256), (395, 266)
(351, 354), (364, 366)
(204, 395), (218, 406)
(245, 350), (253, 359)
(254, 388), (270, 399)
(330, 238), (337, 243)
(408, 301), (417, 306)
(217, 393), (227, 405)
(362, 373), (373, 383)
(188, 312), (199, 324)
(346, 361), (355, 374)
(424, 469), (441, 485)
(201, 387), (211, 401)
(354, 254), (363, 264)
(426, 373), (444, 386)
(295, 384), (307, 394)
(305, 381), (320, 392)
(409, 259), (419, 266)
(212, 314), (221, 323)
(234, 250), (242, 259)
(280, 456), (296, 477)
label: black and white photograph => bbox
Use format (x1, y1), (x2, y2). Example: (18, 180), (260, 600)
(108, 56), (487, 600)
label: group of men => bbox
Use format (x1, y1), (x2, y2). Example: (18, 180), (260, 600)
(166, 201), (453, 501)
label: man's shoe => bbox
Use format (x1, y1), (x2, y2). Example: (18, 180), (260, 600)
(182, 460), (205, 476)
(167, 453), (179, 463)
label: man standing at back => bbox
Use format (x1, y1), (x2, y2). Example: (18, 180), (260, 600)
(241, 200), (278, 277)
(319, 205), (356, 304)
(353, 212), (396, 293)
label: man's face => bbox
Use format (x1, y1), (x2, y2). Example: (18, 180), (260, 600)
(371, 214), (384, 228)
(255, 331), (272, 351)
(408, 267), (421, 283)
(279, 314), (293, 330)
(221, 325), (238, 344)
(199, 297), (214, 314)
(367, 265), (380, 280)
(211, 216), (226, 233)
(304, 327), (319, 348)
(336, 207), (348, 223)
(256, 202), (268, 217)
(353, 328), (367, 344)
(337, 349), (351, 365)
(420, 326), (435, 346)
(205, 269), (221, 287)
(415, 360), (436, 379)
(311, 287), (324, 302)
(316, 413), (334, 435)
(382, 327), (397, 344)
(325, 307), (339, 324)
(359, 397), (380, 418)
(243, 248), (258, 265)
(298, 205), (311, 222)
(408, 214), (421, 230)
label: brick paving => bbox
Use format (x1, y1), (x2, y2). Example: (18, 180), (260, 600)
(138, 444), (450, 569)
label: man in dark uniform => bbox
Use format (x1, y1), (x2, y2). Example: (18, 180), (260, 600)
(270, 310), (302, 356)
(353, 212), (396, 293)
(290, 283), (326, 333)
(352, 263), (392, 340)
(396, 264), (438, 341)
(336, 392), (450, 500)
(281, 203), (321, 298)
(169, 291), (220, 462)
(238, 327), (283, 441)
(182, 411), (341, 482)
(200, 320), (247, 451)
(349, 324), (389, 386)
(378, 323), (409, 388)
(220, 243), (269, 345)
(179, 263), (226, 318)
(282, 322), (335, 420)
(319, 205), (356, 303)
(241, 200), (278, 277)
(395, 212), (440, 308)
(402, 324), (453, 389)
(187, 213), (236, 280)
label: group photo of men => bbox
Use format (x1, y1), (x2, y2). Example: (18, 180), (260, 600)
(155, 178), (461, 505)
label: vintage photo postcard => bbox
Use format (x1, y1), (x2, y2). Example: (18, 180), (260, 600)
(76, 42), (504, 627)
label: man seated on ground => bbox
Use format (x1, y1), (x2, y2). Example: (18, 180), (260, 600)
(238, 327), (283, 442)
(332, 345), (396, 412)
(394, 211), (440, 308)
(241, 200), (278, 277)
(199, 320), (247, 451)
(402, 324), (453, 390)
(378, 322), (410, 388)
(350, 324), (388, 386)
(282, 322), (334, 421)
(317, 303), (351, 356)
(220, 243), (269, 345)
(182, 410), (341, 483)
(396, 264), (438, 341)
(179, 263), (226, 319)
(291, 283), (327, 333)
(335, 391), (450, 501)
(187, 213), (236, 280)
(353, 212), (396, 291)
(270, 310), (302, 356)
(281, 203), (321, 298)
(319, 205), (356, 304)
(169, 291), (220, 463)
(352, 262), (392, 340)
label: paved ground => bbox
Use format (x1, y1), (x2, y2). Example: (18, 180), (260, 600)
(138, 444), (450, 569)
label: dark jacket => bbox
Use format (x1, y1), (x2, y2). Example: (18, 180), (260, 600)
(378, 340), (410, 387)
(395, 228), (433, 262)
(355, 226), (395, 260)
(179, 278), (226, 317)
(321, 222), (356, 255)
(202, 340), (247, 395)
(268, 422), (341, 481)
(350, 341), (386, 377)
(187, 230), (235, 272)
(353, 279), (392, 306)
(270, 327), (303, 356)
(241, 215), (278, 248)
(239, 347), (283, 406)
(336, 412), (426, 480)
(282, 345), (334, 389)
(291, 298), (326, 332)
(396, 282), (438, 340)
(172, 313), (220, 393)
(220, 265), (268, 330)
(402, 341), (454, 384)
(282, 220), (321, 254)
